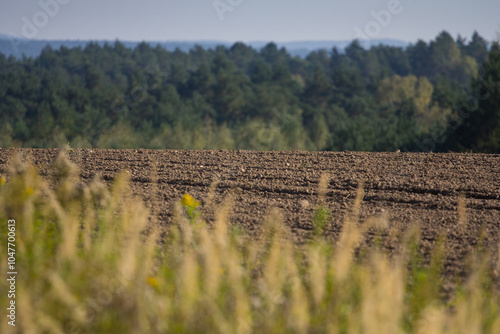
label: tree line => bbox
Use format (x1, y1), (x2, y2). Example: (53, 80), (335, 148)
(0, 31), (498, 152)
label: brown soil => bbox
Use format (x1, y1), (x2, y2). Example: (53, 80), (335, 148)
(1, 148), (500, 284)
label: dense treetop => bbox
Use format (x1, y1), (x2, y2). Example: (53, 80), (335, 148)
(0, 31), (498, 152)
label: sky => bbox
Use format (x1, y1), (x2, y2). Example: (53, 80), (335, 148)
(1, 0), (499, 43)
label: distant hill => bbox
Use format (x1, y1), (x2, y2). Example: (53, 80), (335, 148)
(0, 35), (409, 59)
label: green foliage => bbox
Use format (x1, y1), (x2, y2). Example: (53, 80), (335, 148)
(445, 42), (500, 152)
(0, 32), (497, 152)
(312, 205), (331, 236)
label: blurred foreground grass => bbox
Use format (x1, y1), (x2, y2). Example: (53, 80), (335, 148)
(0, 151), (499, 334)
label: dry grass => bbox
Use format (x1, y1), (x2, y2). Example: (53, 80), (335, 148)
(0, 151), (499, 333)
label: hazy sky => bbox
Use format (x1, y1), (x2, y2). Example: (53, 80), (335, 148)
(1, 0), (499, 43)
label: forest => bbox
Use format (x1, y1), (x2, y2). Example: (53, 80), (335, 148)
(0, 31), (499, 152)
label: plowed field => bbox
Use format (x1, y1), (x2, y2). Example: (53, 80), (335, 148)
(1, 148), (500, 283)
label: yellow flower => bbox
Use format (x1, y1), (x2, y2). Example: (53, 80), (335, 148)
(25, 187), (34, 196)
(0, 176), (5, 186)
(147, 276), (159, 288)
(181, 193), (200, 209)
